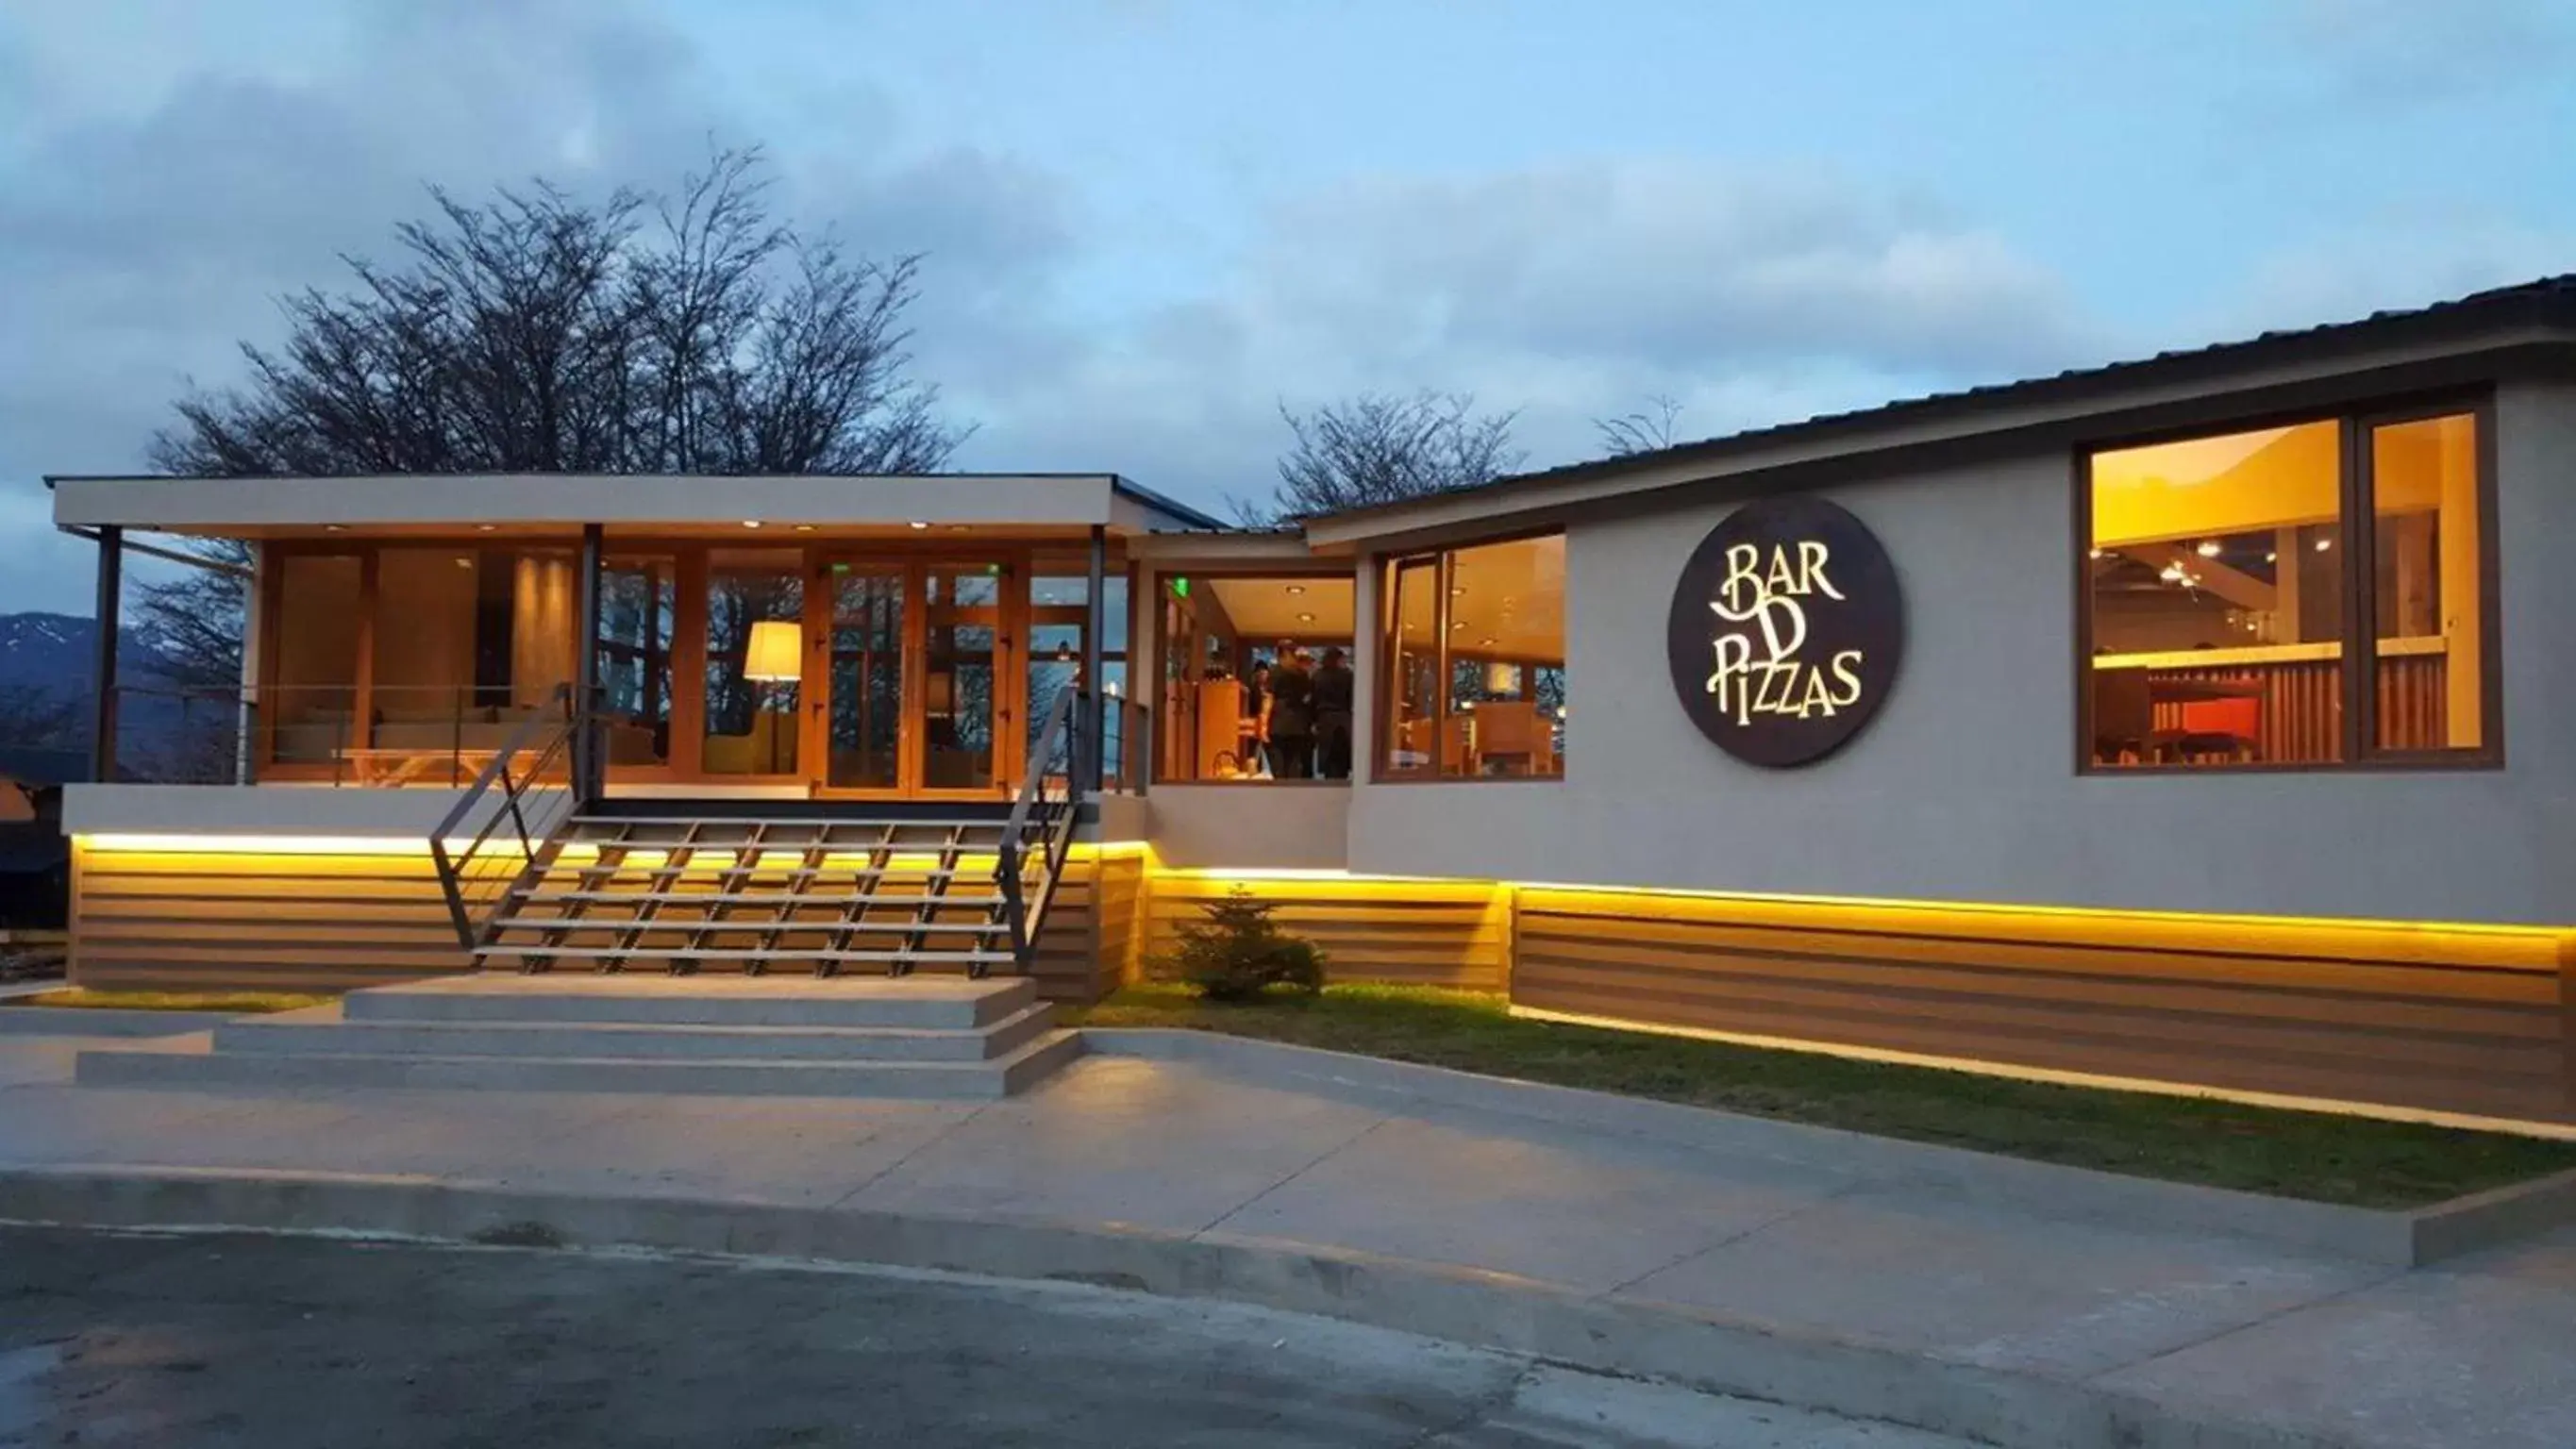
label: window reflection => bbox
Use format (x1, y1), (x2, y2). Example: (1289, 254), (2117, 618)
(1380, 534), (1565, 778)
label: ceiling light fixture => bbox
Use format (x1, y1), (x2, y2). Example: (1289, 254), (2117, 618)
(2315, 537), (2333, 552)
(908, 521), (929, 530)
(794, 524), (815, 533)
(1296, 611), (1315, 623)
(2196, 540), (2222, 558)
(2265, 551), (2278, 563)
(2086, 547), (2104, 559)
(741, 520), (762, 529)
(477, 524), (497, 533)
(1284, 584), (1306, 595)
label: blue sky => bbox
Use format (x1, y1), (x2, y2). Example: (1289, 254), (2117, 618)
(2, 0), (2570, 611)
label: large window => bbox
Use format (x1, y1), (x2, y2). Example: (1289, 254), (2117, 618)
(1379, 534), (1565, 779)
(2082, 403), (2491, 770)
(1154, 574), (1358, 782)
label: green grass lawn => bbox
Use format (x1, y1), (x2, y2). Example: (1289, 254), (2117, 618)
(1066, 982), (2576, 1209)
(3, 989), (329, 1015)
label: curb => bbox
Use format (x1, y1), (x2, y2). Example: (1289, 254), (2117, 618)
(1079, 1028), (2576, 1268)
(0, 1165), (2350, 1449)
(0, 1008), (236, 1038)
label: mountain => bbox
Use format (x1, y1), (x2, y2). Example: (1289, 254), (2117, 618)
(0, 612), (203, 778)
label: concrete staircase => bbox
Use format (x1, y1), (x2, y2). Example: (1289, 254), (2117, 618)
(76, 974), (1080, 1099)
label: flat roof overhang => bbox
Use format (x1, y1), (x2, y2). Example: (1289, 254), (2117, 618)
(46, 472), (1229, 538)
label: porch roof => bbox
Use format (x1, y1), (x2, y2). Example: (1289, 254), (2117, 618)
(45, 471), (1229, 537)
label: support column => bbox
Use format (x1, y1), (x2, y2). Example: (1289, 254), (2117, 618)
(1085, 524), (1107, 793)
(89, 525), (123, 783)
(573, 524), (605, 798)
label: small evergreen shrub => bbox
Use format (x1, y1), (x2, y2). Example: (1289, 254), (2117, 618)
(1154, 887), (1327, 1002)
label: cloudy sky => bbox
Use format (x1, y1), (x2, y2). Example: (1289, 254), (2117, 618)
(3, 0), (2571, 612)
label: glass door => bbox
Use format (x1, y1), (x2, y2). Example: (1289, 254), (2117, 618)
(824, 564), (905, 791)
(922, 567), (1004, 792)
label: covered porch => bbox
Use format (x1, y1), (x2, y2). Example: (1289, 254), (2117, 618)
(53, 472), (1214, 800)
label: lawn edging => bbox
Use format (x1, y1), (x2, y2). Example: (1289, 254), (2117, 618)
(0, 1164), (2350, 1449)
(1079, 1027), (2576, 1268)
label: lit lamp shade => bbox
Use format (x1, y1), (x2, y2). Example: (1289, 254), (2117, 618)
(1483, 660), (1520, 695)
(743, 620), (802, 682)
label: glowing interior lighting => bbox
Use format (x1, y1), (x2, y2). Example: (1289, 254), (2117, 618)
(1296, 612), (1315, 623)
(2265, 551), (2278, 563)
(1284, 584), (1306, 595)
(2086, 547), (2104, 559)
(2158, 562), (2187, 583)
(477, 524), (497, 533)
(2315, 537), (2333, 552)
(794, 524), (815, 533)
(909, 521), (930, 530)
(2195, 540), (2222, 558)
(741, 520), (762, 529)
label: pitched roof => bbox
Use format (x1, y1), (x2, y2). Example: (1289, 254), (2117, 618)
(1307, 273), (2576, 535)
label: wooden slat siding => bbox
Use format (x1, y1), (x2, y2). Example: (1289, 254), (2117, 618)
(1028, 854), (1106, 1005)
(1093, 852), (1146, 993)
(72, 845), (476, 994)
(1513, 888), (2573, 1123)
(1141, 877), (1507, 991)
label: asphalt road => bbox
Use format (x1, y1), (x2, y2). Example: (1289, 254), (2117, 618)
(0, 1225), (1964, 1447)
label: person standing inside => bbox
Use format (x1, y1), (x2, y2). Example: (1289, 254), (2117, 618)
(1242, 661), (1272, 776)
(1266, 645), (1316, 779)
(1313, 646), (1355, 780)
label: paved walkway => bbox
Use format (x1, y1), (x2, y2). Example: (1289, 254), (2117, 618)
(2, 1030), (2570, 1447)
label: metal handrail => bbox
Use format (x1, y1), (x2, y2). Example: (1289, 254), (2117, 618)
(429, 684), (587, 953)
(995, 687), (1081, 970)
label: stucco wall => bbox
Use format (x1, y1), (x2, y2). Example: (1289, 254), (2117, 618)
(1146, 784), (1349, 870)
(1346, 378), (2576, 925)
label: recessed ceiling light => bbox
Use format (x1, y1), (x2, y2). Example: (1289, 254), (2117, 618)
(1450, 585), (1465, 596)
(742, 520), (763, 529)
(324, 525), (345, 532)
(477, 524), (497, 533)
(1450, 620), (1468, 630)
(1479, 637), (1497, 646)
(1284, 584), (1306, 595)
(2195, 540), (2222, 558)
(1296, 611), (1315, 623)
(794, 524), (815, 533)
(949, 525), (970, 533)
(908, 521), (929, 530)
(453, 557), (472, 569)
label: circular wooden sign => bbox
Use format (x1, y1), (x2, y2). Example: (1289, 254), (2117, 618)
(1664, 496), (1903, 767)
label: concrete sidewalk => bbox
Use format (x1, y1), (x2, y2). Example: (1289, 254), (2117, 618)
(2, 1028), (2569, 1448)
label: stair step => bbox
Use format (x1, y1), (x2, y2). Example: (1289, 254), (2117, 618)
(493, 915), (1007, 935)
(516, 890), (980, 907)
(78, 1029), (1081, 1099)
(347, 974), (1037, 1027)
(215, 1003), (1056, 1062)
(572, 815), (1012, 829)
(476, 945), (1016, 964)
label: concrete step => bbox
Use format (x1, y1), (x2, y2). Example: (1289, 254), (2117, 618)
(76, 1029), (1082, 1100)
(343, 974), (1038, 1029)
(212, 1002), (1056, 1063)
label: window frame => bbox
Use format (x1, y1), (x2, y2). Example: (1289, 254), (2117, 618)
(1372, 527), (1568, 785)
(2071, 389), (2501, 776)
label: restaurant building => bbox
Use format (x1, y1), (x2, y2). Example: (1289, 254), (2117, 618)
(48, 274), (2576, 1124)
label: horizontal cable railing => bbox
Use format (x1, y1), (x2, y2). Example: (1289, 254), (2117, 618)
(429, 684), (585, 954)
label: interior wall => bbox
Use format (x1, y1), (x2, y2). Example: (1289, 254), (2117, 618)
(1343, 378), (2576, 925)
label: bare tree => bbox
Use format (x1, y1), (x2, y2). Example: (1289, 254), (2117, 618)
(1594, 394), (1685, 458)
(141, 144), (972, 684)
(1246, 390), (1524, 524)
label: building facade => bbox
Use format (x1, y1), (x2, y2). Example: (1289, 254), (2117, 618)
(49, 275), (2576, 1125)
